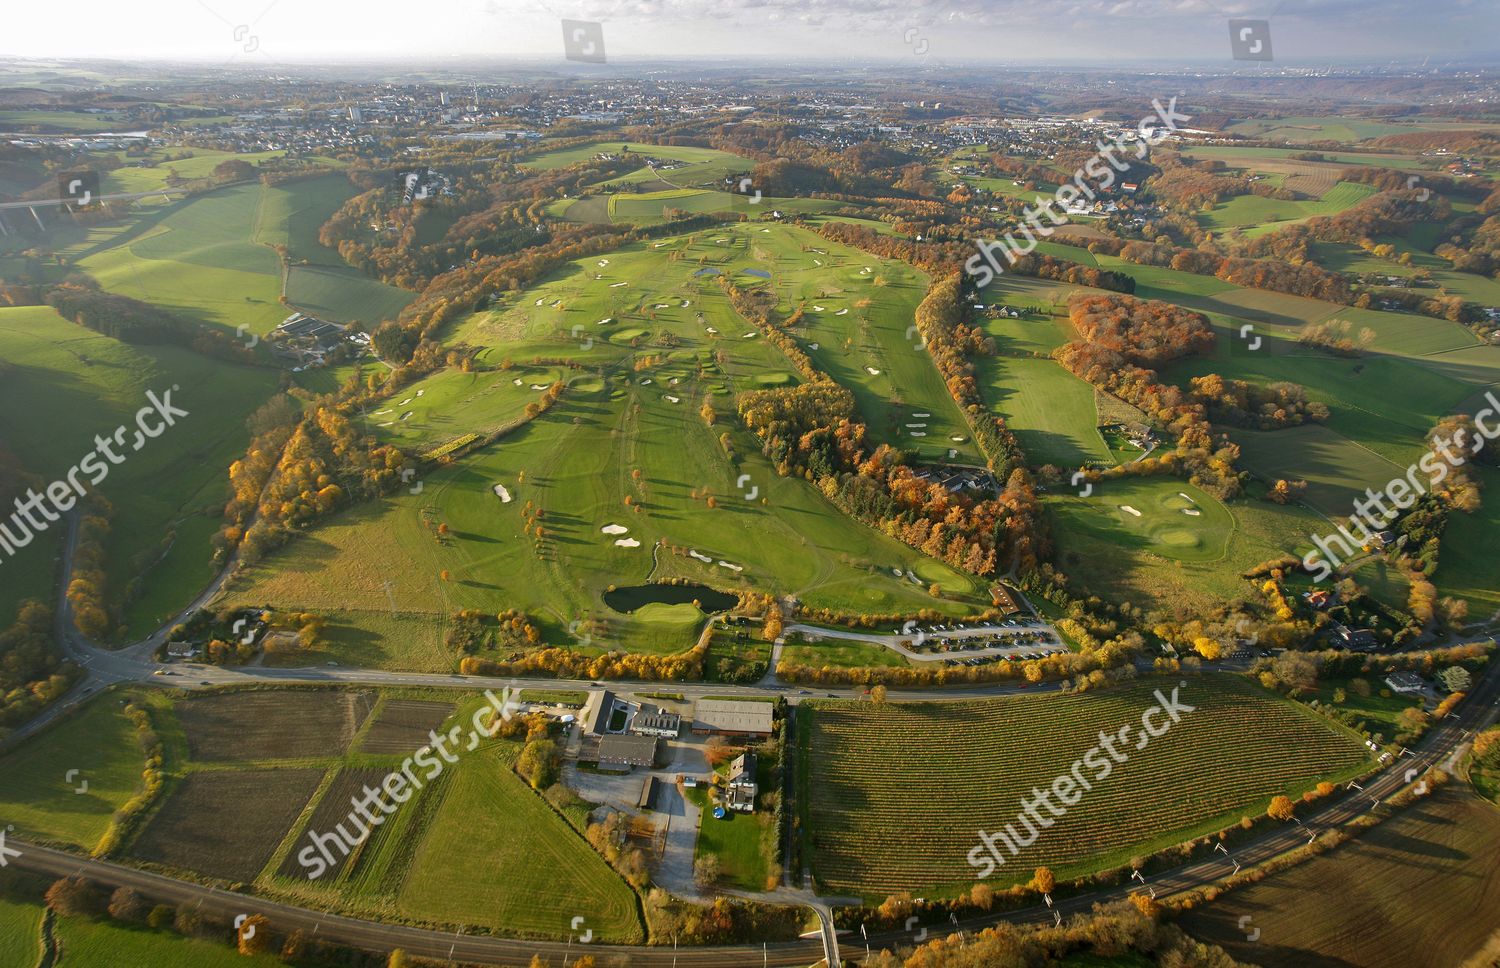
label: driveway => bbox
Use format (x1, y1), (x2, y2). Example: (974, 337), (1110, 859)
(561, 731), (711, 901)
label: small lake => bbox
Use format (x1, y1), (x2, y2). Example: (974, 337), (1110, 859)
(693, 267), (722, 277)
(604, 583), (739, 614)
(742, 268), (771, 279)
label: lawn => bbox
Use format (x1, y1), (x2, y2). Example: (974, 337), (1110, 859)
(0, 897), (39, 967)
(54, 913), (288, 966)
(782, 638), (910, 669)
(803, 677), (1370, 897)
(1049, 477), (1235, 566)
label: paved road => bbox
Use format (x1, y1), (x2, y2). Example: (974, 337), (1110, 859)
(11, 661), (1493, 965)
(11, 510), (1498, 965)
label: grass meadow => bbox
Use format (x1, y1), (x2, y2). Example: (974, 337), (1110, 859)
(0, 305), (277, 636)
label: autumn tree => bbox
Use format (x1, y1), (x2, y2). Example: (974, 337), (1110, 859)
(1267, 794), (1296, 822)
(1032, 866), (1056, 895)
(238, 915), (272, 955)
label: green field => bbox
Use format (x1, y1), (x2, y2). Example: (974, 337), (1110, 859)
(803, 677), (1370, 897)
(396, 741), (643, 941)
(1198, 182), (1378, 232)
(1047, 476), (1328, 611)
(79, 182), (287, 335)
(0, 305), (277, 636)
(0, 689), (152, 849)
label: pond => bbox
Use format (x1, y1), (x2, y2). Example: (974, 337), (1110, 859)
(603, 583), (739, 614)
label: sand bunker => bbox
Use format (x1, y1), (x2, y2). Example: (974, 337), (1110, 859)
(909, 431), (927, 437)
(398, 398), (412, 406)
(743, 331), (757, 338)
(530, 384), (549, 390)
(718, 561), (744, 572)
(1178, 492), (1195, 502)
(706, 327), (719, 334)
(639, 378), (653, 385)
(914, 412), (931, 418)
(513, 378), (523, 386)
(609, 282), (628, 288)
(602, 524), (630, 535)
(835, 309), (849, 316)
(535, 298), (544, 306)
(665, 395), (680, 403)
(809, 341), (820, 350)
(1182, 509), (1202, 517)
(615, 538), (642, 548)
(493, 484), (512, 503)
(400, 412), (413, 421)
(866, 367), (881, 375)
(373, 409), (392, 416)
(812, 305), (825, 312)
(1120, 506), (1143, 517)
(690, 550), (713, 563)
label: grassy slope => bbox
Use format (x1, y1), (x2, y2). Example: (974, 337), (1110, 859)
(0, 305), (276, 636)
(256, 174), (415, 328)
(79, 182), (286, 336)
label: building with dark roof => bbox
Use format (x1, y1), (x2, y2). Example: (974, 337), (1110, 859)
(598, 734), (661, 769)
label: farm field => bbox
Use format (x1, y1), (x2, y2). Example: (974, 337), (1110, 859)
(1196, 181), (1377, 231)
(174, 690), (376, 762)
(0, 687), (152, 849)
(78, 182), (287, 335)
(0, 896), (39, 967)
(0, 305), (277, 637)
(802, 677), (1370, 897)
(396, 743), (644, 941)
(131, 767), (326, 882)
(35, 687), (653, 942)
(1182, 788), (1500, 968)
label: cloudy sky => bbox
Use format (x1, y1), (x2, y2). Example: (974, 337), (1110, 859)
(3, 0), (1496, 64)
